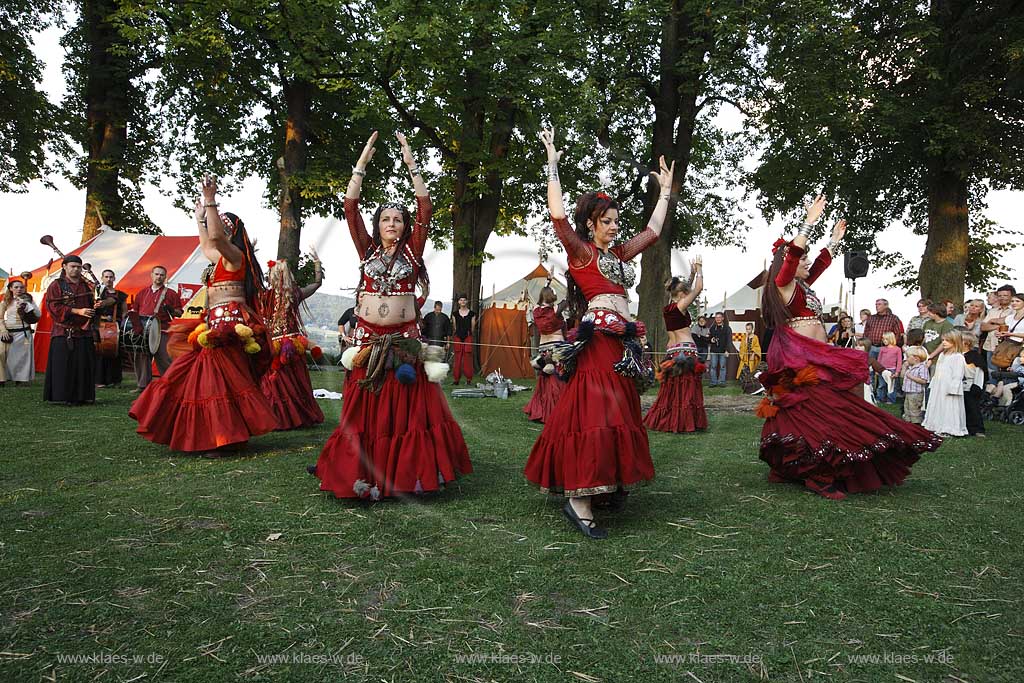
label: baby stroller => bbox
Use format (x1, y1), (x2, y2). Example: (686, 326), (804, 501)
(980, 381), (1024, 425)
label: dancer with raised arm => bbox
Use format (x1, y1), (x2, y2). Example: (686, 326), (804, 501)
(260, 254), (326, 430)
(312, 131), (471, 500)
(643, 258), (707, 433)
(523, 280), (568, 423)
(757, 195), (941, 499)
(524, 128), (673, 539)
(129, 176), (278, 453)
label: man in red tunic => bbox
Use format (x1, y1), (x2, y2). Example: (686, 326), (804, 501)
(43, 255), (97, 405)
(129, 266), (182, 391)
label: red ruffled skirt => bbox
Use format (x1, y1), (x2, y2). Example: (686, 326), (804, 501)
(522, 373), (566, 423)
(261, 360), (324, 430)
(644, 371), (707, 433)
(758, 326), (941, 493)
(315, 324), (471, 500)
(129, 344), (279, 452)
(524, 333), (654, 496)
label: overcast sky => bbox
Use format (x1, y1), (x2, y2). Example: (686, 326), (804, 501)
(4, 23), (1022, 323)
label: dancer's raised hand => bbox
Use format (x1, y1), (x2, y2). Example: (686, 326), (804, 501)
(356, 131), (378, 170)
(830, 219), (847, 243)
(804, 193), (826, 225)
(539, 128), (563, 165)
(650, 155), (675, 193)
(396, 132), (415, 168)
(201, 173), (218, 202)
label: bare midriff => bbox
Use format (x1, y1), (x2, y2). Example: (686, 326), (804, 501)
(789, 316), (828, 342)
(587, 293), (630, 319)
(357, 292), (416, 326)
(667, 328), (695, 346)
(540, 332), (565, 344)
(208, 281), (246, 306)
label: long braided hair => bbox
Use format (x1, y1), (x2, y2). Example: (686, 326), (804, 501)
(564, 192), (619, 321)
(219, 212), (266, 304)
(760, 245), (796, 329)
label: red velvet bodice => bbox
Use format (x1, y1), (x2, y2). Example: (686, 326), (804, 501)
(774, 244), (831, 318)
(533, 305), (564, 335)
(663, 302), (692, 331)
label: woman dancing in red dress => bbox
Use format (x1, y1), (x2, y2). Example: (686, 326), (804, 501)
(757, 195), (941, 499)
(522, 283), (568, 423)
(524, 128), (675, 539)
(260, 256), (326, 430)
(644, 257), (708, 433)
(130, 176), (279, 453)
(311, 131), (471, 500)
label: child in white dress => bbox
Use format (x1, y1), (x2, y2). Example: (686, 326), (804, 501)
(923, 329), (968, 437)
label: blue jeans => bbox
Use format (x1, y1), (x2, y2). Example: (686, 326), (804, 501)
(709, 352), (727, 385)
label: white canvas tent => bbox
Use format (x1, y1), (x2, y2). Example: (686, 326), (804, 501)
(480, 262), (567, 310)
(705, 270), (767, 315)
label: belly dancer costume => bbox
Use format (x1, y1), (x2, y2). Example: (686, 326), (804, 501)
(757, 242), (941, 498)
(260, 266), (325, 430)
(129, 255), (279, 452)
(523, 216), (657, 497)
(643, 304), (708, 433)
(313, 195), (471, 500)
(522, 305), (568, 423)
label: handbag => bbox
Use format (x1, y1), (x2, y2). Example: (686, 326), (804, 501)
(992, 315), (1024, 369)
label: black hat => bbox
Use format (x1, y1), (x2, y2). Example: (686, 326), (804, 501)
(63, 255), (83, 265)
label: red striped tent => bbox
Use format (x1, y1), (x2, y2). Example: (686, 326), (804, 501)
(25, 227), (206, 372)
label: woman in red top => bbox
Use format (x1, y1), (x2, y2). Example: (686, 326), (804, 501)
(524, 128), (674, 539)
(259, 256), (326, 430)
(311, 132), (471, 501)
(523, 282), (568, 422)
(130, 175), (279, 453)
(643, 257), (708, 433)
(757, 195), (941, 499)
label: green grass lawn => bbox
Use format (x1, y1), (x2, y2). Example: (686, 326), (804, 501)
(1, 371), (1020, 682)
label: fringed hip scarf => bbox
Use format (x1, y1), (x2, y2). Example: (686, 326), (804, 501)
(656, 341), (704, 380)
(552, 308), (653, 389)
(350, 327), (424, 394)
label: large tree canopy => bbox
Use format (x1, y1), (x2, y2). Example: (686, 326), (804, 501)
(0, 1), (64, 191)
(751, 0), (1024, 302)
(366, 0), (587, 312)
(144, 0), (372, 267)
(569, 0), (760, 348)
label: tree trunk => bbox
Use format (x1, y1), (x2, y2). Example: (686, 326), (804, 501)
(634, 1), (700, 352)
(919, 164), (969, 305)
(80, 0), (131, 243)
(277, 78), (312, 269)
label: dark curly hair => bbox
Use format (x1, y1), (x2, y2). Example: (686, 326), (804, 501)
(361, 204), (430, 303)
(564, 192), (619, 319)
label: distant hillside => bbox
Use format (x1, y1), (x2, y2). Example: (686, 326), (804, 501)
(303, 292), (356, 329)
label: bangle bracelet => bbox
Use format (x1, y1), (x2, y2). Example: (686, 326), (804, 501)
(408, 165), (420, 176)
(546, 163), (559, 182)
(798, 222), (813, 237)
(352, 167), (366, 177)
(660, 193), (671, 201)
(203, 202), (218, 208)
(827, 239), (840, 252)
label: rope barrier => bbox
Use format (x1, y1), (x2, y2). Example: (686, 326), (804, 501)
(340, 336), (757, 359)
